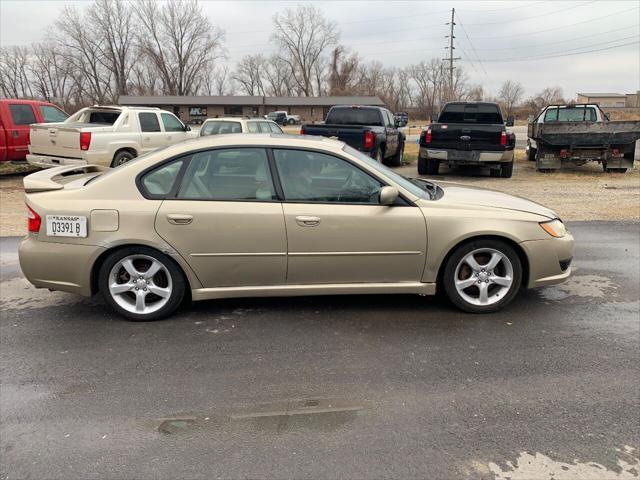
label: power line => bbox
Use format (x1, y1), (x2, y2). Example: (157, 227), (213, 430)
(455, 12), (489, 80)
(443, 8), (461, 90)
(463, 0), (596, 26)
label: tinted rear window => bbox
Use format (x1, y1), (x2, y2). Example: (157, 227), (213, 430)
(544, 107), (597, 122)
(9, 104), (37, 125)
(88, 111), (120, 124)
(139, 112), (161, 132)
(325, 108), (383, 126)
(438, 104), (503, 124)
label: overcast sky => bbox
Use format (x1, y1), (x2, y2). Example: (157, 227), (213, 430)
(1, 0), (638, 98)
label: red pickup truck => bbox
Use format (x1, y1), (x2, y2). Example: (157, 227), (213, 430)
(0, 99), (68, 162)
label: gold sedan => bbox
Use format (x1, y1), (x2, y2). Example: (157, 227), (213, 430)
(19, 135), (574, 321)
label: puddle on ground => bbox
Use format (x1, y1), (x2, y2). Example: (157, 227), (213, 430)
(538, 274), (618, 301)
(475, 445), (638, 479)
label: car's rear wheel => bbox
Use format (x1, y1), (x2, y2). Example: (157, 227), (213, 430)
(443, 239), (522, 313)
(111, 150), (135, 167)
(98, 247), (185, 321)
(426, 158), (440, 175)
(500, 160), (514, 178)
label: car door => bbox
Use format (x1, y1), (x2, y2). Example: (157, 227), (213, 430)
(272, 148), (426, 285)
(6, 103), (36, 161)
(138, 112), (164, 153)
(383, 109), (399, 156)
(153, 147), (287, 288)
(160, 112), (189, 145)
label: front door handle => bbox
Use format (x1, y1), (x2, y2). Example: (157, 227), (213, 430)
(295, 215), (321, 227)
(166, 214), (193, 225)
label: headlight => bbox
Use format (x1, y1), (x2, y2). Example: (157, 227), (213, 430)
(540, 219), (567, 238)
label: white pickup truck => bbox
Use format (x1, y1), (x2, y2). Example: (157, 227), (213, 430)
(27, 106), (196, 168)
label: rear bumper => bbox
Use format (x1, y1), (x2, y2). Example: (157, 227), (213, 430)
(520, 232), (575, 288)
(19, 235), (104, 297)
(420, 147), (513, 164)
(27, 154), (87, 168)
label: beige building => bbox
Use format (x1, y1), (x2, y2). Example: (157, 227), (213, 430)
(118, 95), (385, 123)
(576, 92), (627, 107)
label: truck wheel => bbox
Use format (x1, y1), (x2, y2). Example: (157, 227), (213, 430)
(500, 161), (514, 178)
(111, 150), (135, 167)
(288, 118), (295, 125)
(388, 141), (404, 167)
(418, 157), (428, 175)
(605, 168), (628, 173)
(527, 147), (537, 161)
(426, 158), (440, 175)
(375, 148), (384, 163)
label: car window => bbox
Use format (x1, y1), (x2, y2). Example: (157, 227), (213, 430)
(438, 104), (503, 124)
(9, 104), (37, 125)
(139, 112), (161, 132)
(177, 148), (276, 201)
(274, 149), (381, 204)
(141, 159), (184, 196)
(200, 121), (242, 136)
(325, 108), (383, 126)
(258, 122), (272, 133)
(161, 113), (184, 132)
(544, 107), (597, 122)
(39, 105), (68, 123)
(268, 122), (283, 134)
(247, 122), (260, 133)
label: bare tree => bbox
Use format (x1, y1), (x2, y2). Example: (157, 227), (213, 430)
(263, 55), (294, 96)
(409, 59), (443, 118)
(29, 41), (75, 108)
(233, 55), (267, 96)
(498, 80), (524, 117)
(329, 46), (360, 95)
(0, 46), (32, 98)
(271, 4), (338, 96)
(134, 0), (225, 96)
(522, 86), (565, 116)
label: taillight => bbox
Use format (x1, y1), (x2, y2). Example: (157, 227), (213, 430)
(612, 148), (621, 157)
(500, 131), (507, 147)
(363, 131), (375, 150)
(300, 125), (305, 135)
(80, 132), (91, 151)
(560, 149), (569, 159)
(420, 127), (432, 145)
(27, 205), (41, 233)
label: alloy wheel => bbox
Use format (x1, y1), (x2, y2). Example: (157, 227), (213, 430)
(453, 248), (514, 306)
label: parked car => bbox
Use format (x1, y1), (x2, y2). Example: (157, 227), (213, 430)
(200, 117), (283, 136)
(395, 112), (409, 127)
(27, 105), (195, 168)
(418, 102), (515, 177)
(19, 134), (573, 321)
(267, 110), (300, 125)
(0, 99), (68, 162)
(300, 105), (405, 166)
(527, 104), (640, 173)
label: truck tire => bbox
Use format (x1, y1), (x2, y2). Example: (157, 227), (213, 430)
(287, 118), (295, 125)
(500, 160), (514, 178)
(418, 156), (428, 175)
(388, 140), (404, 167)
(375, 148), (384, 163)
(527, 146), (537, 161)
(426, 158), (440, 175)
(111, 150), (136, 167)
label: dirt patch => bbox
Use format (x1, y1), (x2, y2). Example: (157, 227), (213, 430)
(1, 175), (26, 236)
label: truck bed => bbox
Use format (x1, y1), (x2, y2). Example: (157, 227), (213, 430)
(530, 121), (640, 147)
(302, 123), (374, 151)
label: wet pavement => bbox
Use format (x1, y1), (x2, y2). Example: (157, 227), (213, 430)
(1, 222), (638, 479)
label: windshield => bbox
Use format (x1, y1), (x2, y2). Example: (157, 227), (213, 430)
(342, 145), (428, 198)
(326, 108), (383, 126)
(438, 104), (503, 124)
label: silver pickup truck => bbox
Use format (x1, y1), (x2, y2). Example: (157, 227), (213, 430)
(527, 104), (640, 173)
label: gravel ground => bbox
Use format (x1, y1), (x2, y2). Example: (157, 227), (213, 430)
(1, 155), (638, 236)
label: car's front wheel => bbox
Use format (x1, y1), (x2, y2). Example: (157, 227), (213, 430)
(442, 239), (522, 313)
(98, 247), (186, 321)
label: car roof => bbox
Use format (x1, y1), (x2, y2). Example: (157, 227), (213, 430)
(202, 117), (273, 122)
(0, 98), (59, 107)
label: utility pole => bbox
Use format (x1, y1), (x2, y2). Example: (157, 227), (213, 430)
(444, 8), (461, 99)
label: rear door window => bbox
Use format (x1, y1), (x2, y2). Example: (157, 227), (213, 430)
(39, 105), (68, 123)
(258, 122), (272, 133)
(139, 112), (161, 132)
(9, 104), (37, 125)
(247, 122), (260, 133)
(268, 122), (283, 134)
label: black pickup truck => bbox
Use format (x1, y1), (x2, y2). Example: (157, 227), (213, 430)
(301, 105), (405, 166)
(418, 102), (515, 177)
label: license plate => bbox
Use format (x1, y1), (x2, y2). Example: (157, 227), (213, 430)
(46, 215), (87, 237)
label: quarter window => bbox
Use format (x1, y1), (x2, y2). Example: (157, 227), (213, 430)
(177, 148), (276, 201)
(9, 104), (37, 125)
(273, 149), (381, 204)
(141, 159), (184, 196)
(139, 112), (161, 132)
(39, 105), (68, 123)
(161, 113), (185, 132)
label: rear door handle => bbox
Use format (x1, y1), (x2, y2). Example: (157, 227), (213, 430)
(295, 216), (321, 227)
(166, 214), (193, 225)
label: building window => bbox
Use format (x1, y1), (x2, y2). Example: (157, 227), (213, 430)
(252, 106), (259, 115)
(310, 107), (315, 116)
(224, 106), (243, 116)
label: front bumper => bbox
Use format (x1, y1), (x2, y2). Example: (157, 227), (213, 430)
(521, 231), (575, 288)
(27, 154), (87, 169)
(19, 235), (104, 296)
(419, 147), (513, 165)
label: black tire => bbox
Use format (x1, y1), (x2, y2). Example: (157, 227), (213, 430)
(288, 118), (295, 125)
(527, 146), (537, 161)
(98, 246), (186, 321)
(388, 140), (404, 167)
(606, 168), (628, 173)
(111, 150), (135, 167)
(418, 156), (428, 175)
(442, 239), (523, 314)
(500, 160), (514, 178)
(374, 147), (384, 163)
(426, 158), (440, 175)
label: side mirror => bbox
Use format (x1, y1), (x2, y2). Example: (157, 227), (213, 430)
(394, 119), (400, 128)
(185, 124), (191, 131)
(379, 186), (399, 206)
